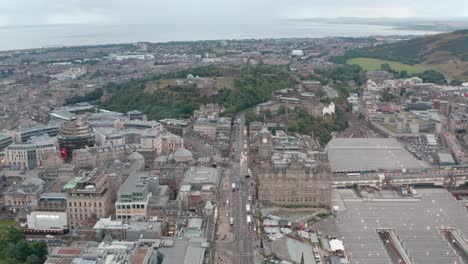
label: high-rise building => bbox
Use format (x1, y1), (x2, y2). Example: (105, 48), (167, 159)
(57, 117), (95, 159)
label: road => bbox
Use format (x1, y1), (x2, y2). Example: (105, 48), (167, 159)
(229, 112), (255, 264)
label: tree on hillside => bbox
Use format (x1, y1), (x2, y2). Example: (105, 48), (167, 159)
(0, 228), (48, 264)
(380, 63), (394, 74)
(413, 70), (446, 85)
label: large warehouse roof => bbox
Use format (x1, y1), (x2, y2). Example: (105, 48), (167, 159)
(331, 188), (468, 264)
(326, 138), (429, 172)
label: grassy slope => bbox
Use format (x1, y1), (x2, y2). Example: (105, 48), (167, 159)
(346, 58), (434, 74)
(0, 219), (15, 228)
(342, 30), (468, 80)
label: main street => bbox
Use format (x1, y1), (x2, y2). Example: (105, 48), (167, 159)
(214, 112), (259, 264)
(230, 112), (255, 264)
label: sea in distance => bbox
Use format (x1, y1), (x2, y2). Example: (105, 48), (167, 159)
(0, 20), (441, 51)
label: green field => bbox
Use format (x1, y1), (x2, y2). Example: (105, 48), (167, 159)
(346, 57), (434, 74)
(0, 219), (15, 228)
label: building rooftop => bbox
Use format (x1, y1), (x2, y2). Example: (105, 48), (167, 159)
(0, 132), (12, 141)
(4, 183), (42, 196)
(28, 133), (55, 143)
(128, 110), (143, 115)
(93, 218), (124, 230)
(157, 237), (207, 264)
(63, 176), (83, 190)
(40, 192), (68, 200)
(438, 152), (456, 165)
(118, 172), (153, 196)
(17, 123), (59, 133)
(50, 110), (75, 121)
(127, 221), (162, 238)
(94, 127), (123, 136)
(183, 167), (220, 186)
(326, 138), (429, 172)
(269, 236), (316, 264)
(174, 148), (193, 162)
(187, 218), (203, 230)
(329, 188), (468, 264)
(159, 118), (189, 127)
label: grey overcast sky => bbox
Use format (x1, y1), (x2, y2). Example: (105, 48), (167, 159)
(0, 0), (467, 27)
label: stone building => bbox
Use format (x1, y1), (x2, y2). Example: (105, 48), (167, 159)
(73, 144), (130, 169)
(3, 177), (44, 211)
(37, 192), (68, 212)
(65, 171), (113, 229)
(250, 126), (331, 208)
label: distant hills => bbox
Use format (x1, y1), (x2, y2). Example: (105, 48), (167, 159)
(301, 17), (468, 32)
(337, 29), (468, 80)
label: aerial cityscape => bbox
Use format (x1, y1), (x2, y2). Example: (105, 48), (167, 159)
(0, 1), (468, 264)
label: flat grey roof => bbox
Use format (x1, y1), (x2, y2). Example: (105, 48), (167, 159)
(183, 167), (220, 186)
(118, 172), (149, 194)
(0, 132), (12, 140)
(326, 138), (429, 172)
(331, 188), (468, 264)
(127, 221), (161, 232)
(438, 152), (455, 164)
(40, 192), (68, 199)
(158, 238), (206, 264)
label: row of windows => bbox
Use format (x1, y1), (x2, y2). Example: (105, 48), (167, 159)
(265, 195), (327, 203)
(116, 215), (134, 219)
(119, 192), (143, 198)
(265, 189), (326, 195)
(116, 204), (145, 209)
(7, 200), (29, 206)
(69, 211), (103, 220)
(71, 208), (99, 213)
(69, 201), (102, 208)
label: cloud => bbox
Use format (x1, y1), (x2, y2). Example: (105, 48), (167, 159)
(0, 0), (466, 27)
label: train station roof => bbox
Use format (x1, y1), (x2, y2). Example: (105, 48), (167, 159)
(326, 138), (429, 172)
(330, 188), (468, 264)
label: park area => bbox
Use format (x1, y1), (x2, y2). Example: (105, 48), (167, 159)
(346, 57), (434, 74)
(0, 218), (15, 228)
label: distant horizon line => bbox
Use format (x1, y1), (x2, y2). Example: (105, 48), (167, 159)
(1, 16), (468, 29)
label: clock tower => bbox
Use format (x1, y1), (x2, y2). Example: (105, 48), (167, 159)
(258, 126), (272, 160)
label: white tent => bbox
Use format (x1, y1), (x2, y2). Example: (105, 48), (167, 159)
(329, 239), (345, 252)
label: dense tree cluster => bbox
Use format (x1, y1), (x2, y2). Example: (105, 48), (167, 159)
(288, 108), (348, 144)
(381, 88), (395, 102)
(315, 64), (364, 85)
(0, 228), (48, 264)
(65, 88), (103, 105)
(379, 63), (448, 84)
(413, 70), (447, 85)
(218, 70), (292, 117)
(100, 79), (211, 120)
(72, 66), (293, 120)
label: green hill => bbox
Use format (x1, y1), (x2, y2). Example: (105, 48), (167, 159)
(336, 29), (468, 80)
